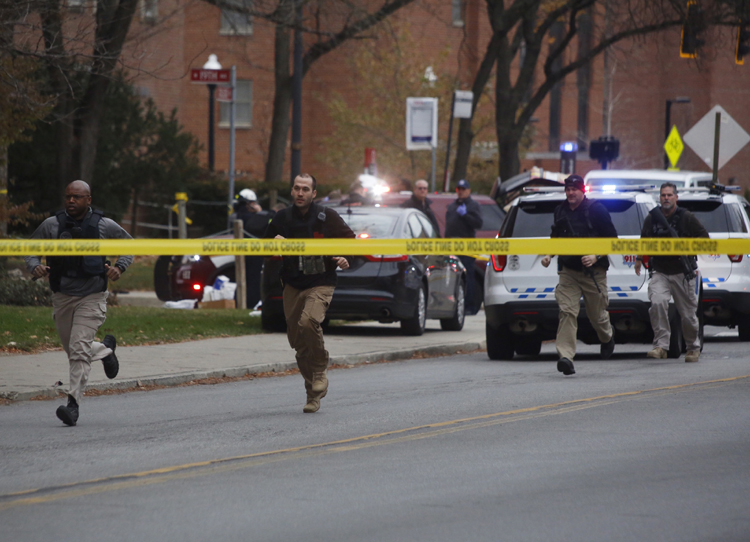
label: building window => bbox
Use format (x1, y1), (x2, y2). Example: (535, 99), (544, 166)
(220, 1), (253, 36)
(142, 0), (158, 23)
(220, 80), (252, 128)
(451, 0), (464, 27)
(68, 0), (85, 12)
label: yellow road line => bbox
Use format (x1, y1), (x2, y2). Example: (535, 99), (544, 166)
(1, 375), (747, 510)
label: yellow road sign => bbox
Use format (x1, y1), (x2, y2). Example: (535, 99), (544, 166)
(664, 125), (684, 168)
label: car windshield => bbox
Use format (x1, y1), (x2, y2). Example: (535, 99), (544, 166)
(341, 212), (398, 238)
(480, 204), (505, 232)
(587, 178), (686, 188)
(501, 199), (642, 237)
(677, 201), (748, 233)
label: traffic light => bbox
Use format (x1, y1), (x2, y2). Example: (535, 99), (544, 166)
(736, 23), (750, 65)
(589, 136), (620, 170)
(680, 1), (706, 59)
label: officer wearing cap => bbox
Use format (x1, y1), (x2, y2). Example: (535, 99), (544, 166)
(541, 174), (617, 376)
(445, 179), (483, 315)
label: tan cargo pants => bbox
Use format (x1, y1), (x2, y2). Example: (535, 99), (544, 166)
(554, 266), (613, 360)
(52, 291), (113, 403)
(283, 284), (335, 399)
(648, 271), (701, 351)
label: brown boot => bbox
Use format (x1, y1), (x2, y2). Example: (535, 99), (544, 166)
(311, 371), (328, 394)
(647, 347), (668, 359)
(303, 397), (320, 413)
(685, 350), (700, 363)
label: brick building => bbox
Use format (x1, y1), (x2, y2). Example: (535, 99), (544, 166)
(125, 1), (750, 191)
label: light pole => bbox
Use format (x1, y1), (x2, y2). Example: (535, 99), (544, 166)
(203, 54), (223, 171)
(664, 96), (690, 169)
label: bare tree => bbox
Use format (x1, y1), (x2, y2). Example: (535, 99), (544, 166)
(452, 0), (737, 183)
(202, 0), (418, 183)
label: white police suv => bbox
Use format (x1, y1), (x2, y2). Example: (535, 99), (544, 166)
(673, 185), (750, 340)
(484, 187), (666, 360)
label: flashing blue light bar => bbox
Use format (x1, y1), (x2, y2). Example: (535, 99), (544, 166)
(560, 142), (578, 153)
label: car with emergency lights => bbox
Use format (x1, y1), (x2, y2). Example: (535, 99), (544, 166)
(260, 206), (467, 335)
(584, 169), (713, 190)
(673, 185), (750, 340)
(484, 185), (676, 360)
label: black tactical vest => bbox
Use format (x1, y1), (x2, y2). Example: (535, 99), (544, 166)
(48, 209), (107, 293)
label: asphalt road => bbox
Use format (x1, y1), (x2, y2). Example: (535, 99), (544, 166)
(1, 328), (749, 542)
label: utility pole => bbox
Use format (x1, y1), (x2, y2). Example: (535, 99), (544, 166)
(290, 0), (303, 183)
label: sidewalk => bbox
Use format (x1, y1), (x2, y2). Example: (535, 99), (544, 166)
(0, 312), (487, 401)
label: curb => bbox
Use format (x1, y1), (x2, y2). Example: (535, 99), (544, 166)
(1, 339), (487, 402)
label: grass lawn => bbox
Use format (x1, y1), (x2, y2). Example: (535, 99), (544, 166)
(0, 305), (264, 353)
(2, 255), (158, 292)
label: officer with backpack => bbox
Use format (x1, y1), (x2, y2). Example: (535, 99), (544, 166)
(25, 180), (133, 426)
(264, 174), (355, 413)
(541, 174), (618, 375)
(634, 182), (708, 362)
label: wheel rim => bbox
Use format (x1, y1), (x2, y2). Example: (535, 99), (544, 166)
(418, 288), (426, 328)
(457, 284), (465, 324)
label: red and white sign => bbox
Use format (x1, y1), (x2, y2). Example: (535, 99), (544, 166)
(216, 86), (233, 103)
(190, 69), (231, 84)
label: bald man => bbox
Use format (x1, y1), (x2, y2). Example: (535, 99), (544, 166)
(25, 181), (133, 426)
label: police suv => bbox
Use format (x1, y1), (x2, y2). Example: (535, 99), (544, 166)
(484, 186), (666, 360)
(674, 185), (750, 339)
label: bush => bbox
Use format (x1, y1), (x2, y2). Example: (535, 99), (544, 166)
(0, 276), (53, 306)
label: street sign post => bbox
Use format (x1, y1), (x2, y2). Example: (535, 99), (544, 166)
(406, 97), (438, 191)
(190, 69), (231, 84)
(664, 125), (684, 169)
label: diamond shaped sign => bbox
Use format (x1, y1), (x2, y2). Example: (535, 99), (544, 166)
(664, 125), (684, 168)
(683, 105), (750, 170)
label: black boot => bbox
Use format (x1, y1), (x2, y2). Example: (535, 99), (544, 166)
(102, 334), (119, 379)
(557, 358), (576, 376)
(600, 335), (615, 360)
(56, 395), (79, 426)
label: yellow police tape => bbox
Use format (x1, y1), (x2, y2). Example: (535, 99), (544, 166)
(1, 237), (748, 256)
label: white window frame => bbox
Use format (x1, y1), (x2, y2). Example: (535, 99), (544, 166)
(219, 80), (253, 128)
(141, 0), (158, 23)
(67, 0), (86, 12)
(451, 0), (464, 27)
(220, 1), (253, 36)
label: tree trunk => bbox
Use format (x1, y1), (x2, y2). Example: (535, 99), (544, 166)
(451, 30), (503, 183)
(498, 136), (520, 182)
(130, 187), (139, 236)
(264, 1), (293, 185)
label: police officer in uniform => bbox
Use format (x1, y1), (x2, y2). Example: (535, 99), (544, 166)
(25, 181), (133, 425)
(541, 175), (617, 375)
(264, 174), (355, 413)
(635, 182), (708, 362)
(231, 188), (275, 308)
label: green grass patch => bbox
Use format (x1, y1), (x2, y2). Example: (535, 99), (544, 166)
(0, 305), (264, 353)
(110, 255), (158, 292)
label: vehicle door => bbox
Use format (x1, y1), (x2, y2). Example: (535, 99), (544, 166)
(678, 199), (736, 286)
(419, 212), (458, 312)
(407, 212), (447, 312)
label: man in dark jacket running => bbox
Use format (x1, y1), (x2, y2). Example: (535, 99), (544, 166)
(445, 179), (483, 315)
(264, 174), (355, 413)
(541, 174), (618, 376)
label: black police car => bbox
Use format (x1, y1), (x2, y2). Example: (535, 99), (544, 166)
(260, 206), (467, 336)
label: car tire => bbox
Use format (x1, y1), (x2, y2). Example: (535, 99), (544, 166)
(737, 315), (750, 341)
(154, 256), (175, 301)
(667, 310), (684, 359)
(515, 340), (542, 356)
(440, 280), (465, 331)
(261, 308), (287, 333)
(486, 321), (515, 361)
(401, 285), (427, 336)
